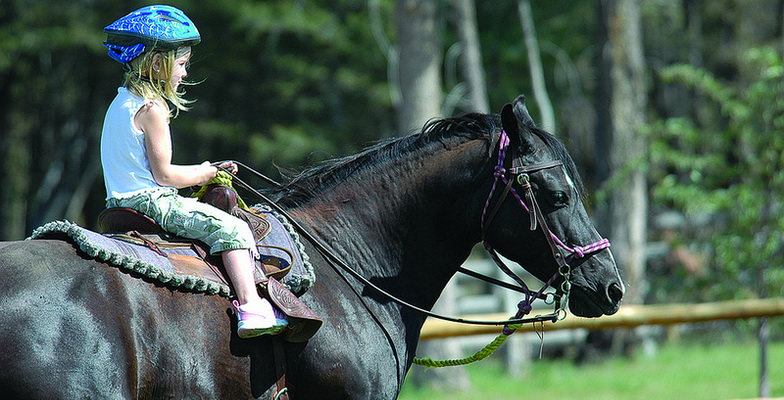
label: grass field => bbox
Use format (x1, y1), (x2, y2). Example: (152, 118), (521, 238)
(399, 340), (784, 400)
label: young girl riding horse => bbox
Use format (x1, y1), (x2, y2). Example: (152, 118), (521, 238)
(100, 5), (286, 338)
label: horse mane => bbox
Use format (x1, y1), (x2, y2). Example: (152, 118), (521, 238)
(274, 112), (583, 207)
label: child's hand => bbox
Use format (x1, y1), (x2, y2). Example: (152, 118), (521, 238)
(216, 161), (239, 175)
(196, 161), (218, 186)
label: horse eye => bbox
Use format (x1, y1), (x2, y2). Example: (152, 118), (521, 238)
(551, 191), (568, 207)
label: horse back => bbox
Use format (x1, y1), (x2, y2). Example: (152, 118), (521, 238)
(0, 239), (272, 399)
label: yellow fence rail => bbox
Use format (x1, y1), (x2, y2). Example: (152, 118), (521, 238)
(419, 298), (784, 340)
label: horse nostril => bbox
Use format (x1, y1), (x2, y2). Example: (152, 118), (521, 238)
(607, 282), (624, 304)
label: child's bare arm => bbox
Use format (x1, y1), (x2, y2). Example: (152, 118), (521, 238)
(136, 101), (216, 188)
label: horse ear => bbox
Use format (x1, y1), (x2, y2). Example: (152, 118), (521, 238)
(501, 103), (518, 137)
(512, 95), (536, 128)
(501, 95), (536, 152)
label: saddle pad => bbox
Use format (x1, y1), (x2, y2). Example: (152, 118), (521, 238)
(27, 205), (315, 296)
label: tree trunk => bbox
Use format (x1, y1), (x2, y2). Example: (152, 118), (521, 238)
(684, 0), (703, 69)
(595, 0), (648, 357)
(396, 0), (469, 390)
(395, 0), (443, 132)
(452, 0), (489, 113)
(596, 0), (648, 360)
(517, 0), (555, 131)
(736, 0), (780, 81)
(369, 0), (402, 112)
(757, 266), (770, 398)
(1, 111), (31, 240)
(758, 317), (770, 397)
(780, 0), (784, 51)
(596, 0), (648, 306)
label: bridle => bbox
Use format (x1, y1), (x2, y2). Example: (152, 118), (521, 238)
(220, 130), (610, 328)
(472, 130), (611, 331)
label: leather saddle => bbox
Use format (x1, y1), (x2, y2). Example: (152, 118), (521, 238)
(98, 184), (322, 342)
(98, 206), (289, 281)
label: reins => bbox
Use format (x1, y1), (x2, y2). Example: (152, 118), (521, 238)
(215, 129), (610, 328)
(216, 163), (559, 326)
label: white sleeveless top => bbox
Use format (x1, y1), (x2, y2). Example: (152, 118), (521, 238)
(101, 87), (164, 200)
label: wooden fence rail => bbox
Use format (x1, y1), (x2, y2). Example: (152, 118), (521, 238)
(419, 298), (784, 340)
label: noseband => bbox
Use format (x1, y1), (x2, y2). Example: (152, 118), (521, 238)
(477, 130), (611, 330)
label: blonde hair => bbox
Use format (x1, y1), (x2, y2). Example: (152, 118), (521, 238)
(123, 46), (194, 119)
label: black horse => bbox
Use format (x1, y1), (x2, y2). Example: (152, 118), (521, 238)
(0, 96), (623, 399)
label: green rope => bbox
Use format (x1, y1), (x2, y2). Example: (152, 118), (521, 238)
(191, 170), (249, 210)
(412, 322), (523, 368)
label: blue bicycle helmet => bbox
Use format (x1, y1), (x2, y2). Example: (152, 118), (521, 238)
(103, 5), (201, 64)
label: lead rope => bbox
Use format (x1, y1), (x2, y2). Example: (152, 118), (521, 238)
(411, 302), (534, 368)
(412, 264), (571, 368)
(412, 326), (518, 368)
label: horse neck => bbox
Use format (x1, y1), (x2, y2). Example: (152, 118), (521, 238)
(290, 138), (492, 308)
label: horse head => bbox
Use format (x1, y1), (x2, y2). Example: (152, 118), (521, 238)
(482, 95), (624, 317)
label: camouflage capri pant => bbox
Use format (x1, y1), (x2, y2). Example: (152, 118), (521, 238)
(107, 187), (256, 256)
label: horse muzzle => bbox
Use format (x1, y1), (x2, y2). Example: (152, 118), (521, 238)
(567, 256), (624, 317)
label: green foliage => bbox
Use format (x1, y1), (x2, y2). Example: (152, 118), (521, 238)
(474, 1), (597, 115)
(648, 47), (784, 301)
(0, 0), (398, 235)
(179, 0), (395, 170)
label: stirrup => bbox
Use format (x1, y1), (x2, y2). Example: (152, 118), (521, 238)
(262, 278), (323, 342)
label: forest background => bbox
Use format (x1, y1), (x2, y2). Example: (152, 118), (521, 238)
(1, 0), (783, 356)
